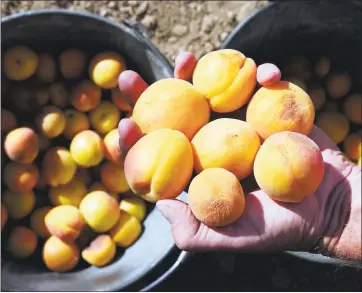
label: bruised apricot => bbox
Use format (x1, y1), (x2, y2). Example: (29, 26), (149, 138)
(71, 80), (101, 112)
(104, 128), (124, 165)
(327, 72), (351, 99)
(119, 197), (147, 222)
(246, 81), (315, 140)
(111, 88), (133, 112)
(82, 235), (116, 267)
(35, 53), (57, 83)
(344, 132), (361, 161)
(59, 48), (87, 79)
(124, 129), (193, 203)
(49, 178), (87, 207)
(45, 205), (86, 242)
(1, 203), (8, 231)
(30, 207), (51, 238)
(316, 112), (350, 144)
(43, 236), (80, 272)
(35, 106), (66, 138)
(254, 131), (324, 203)
(193, 49), (257, 113)
(191, 118), (260, 180)
(100, 161), (129, 193)
(132, 78), (210, 140)
(343, 93), (361, 124)
(4, 162), (39, 192)
(1, 108), (17, 133)
(2, 189), (35, 219)
(7, 226), (38, 258)
(109, 212), (141, 247)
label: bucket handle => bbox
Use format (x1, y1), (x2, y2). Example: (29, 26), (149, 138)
(122, 19), (153, 39)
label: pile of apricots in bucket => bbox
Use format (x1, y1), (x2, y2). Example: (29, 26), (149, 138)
(1, 47), (361, 272)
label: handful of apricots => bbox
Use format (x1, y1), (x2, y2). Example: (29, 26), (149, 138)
(1, 45), (145, 272)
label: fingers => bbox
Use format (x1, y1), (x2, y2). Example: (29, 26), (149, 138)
(118, 70), (148, 106)
(256, 63), (281, 86)
(118, 118), (143, 154)
(174, 52), (198, 81)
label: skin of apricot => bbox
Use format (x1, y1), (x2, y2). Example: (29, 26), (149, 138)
(327, 72), (351, 99)
(132, 78), (210, 140)
(191, 118), (260, 180)
(45, 205), (86, 242)
(30, 207), (52, 238)
(308, 84), (326, 111)
(81, 234), (116, 267)
(254, 131), (324, 203)
(43, 236), (80, 272)
(1, 108), (17, 133)
(4, 162), (39, 192)
(192, 49), (257, 113)
(343, 93), (361, 124)
(124, 129), (194, 203)
(111, 88), (133, 112)
(59, 48), (87, 79)
(35, 106), (66, 138)
(188, 168), (245, 227)
(4, 127), (39, 163)
(358, 157), (361, 166)
(3, 46), (39, 81)
(7, 226), (38, 258)
(79, 191), (120, 232)
(1, 203), (8, 231)
(246, 81), (315, 140)
(64, 109), (90, 139)
(71, 80), (102, 112)
(104, 128), (124, 165)
(119, 197), (147, 222)
(89, 101), (121, 134)
(89, 52), (127, 89)
(35, 53), (57, 83)
(49, 178), (88, 207)
(74, 168), (92, 186)
(100, 161), (130, 193)
(49, 82), (69, 108)
(343, 132), (361, 161)
(109, 212), (142, 247)
(70, 130), (105, 167)
(3, 189), (35, 219)
(88, 182), (119, 201)
(316, 112), (350, 144)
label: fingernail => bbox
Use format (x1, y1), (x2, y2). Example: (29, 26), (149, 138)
(156, 200), (174, 224)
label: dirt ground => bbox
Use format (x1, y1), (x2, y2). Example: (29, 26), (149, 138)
(1, 0), (267, 63)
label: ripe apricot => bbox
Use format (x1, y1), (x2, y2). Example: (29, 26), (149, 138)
(2, 189), (35, 219)
(246, 81), (315, 140)
(79, 191), (120, 232)
(49, 82), (69, 108)
(308, 83), (326, 111)
(104, 128), (124, 165)
(64, 109), (90, 139)
(111, 88), (133, 112)
(4, 127), (39, 163)
(100, 161), (129, 193)
(70, 130), (104, 167)
(35, 106), (66, 138)
(343, 93), (361, 124)
(59, 48), (87, 79)
(90, 101), (120, 134)
(89, 51), (126, 89)
(1, 203), (8, 231)
(191, 118), (260, 180)
(88, 182), (119, 201)
(132, 78), (210, 140)
(82, 235), (116, 267)
(49, 178), (87, 207)
(119, 197), (147, 222)
(254, 131), (324, 203)
(43, 236), (80, 272)
(314, 56), (330, 78)
(110, 212), (142, 247)
(193, 49), (257, 113)
(71, 80), (101, 112)
(7, 226), (38, 258)
(343, 132), (361, 161)
(30, 207), (51, 238)
(327, 72), (351, 99)
(188, 168), (245, 227)
(35, 53), (57, 83)
(3, 46), (38, 81)
(316, 112), (350, 144)
(45, 205), (86, 241)
(1, 108), (17, 133)
(4, 162), (39, 192)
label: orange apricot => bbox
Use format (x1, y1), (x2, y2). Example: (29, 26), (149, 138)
(35, 53), (57, 83)
(1, 108), (17, 133)
(327, 72), (351, 99)
(343, 93), (361, 124)
(64, 109), (90, 139)
(104, 128), (124, 165)
(119, 197), (147, 222)
(59, 48), (87, 79)
(343, 132), (361, 161)
(2, 189), (35, 219)
(49, 178), (88, 207)
(71, 80), (101, 112)
(35, 106), (66, 138)
(49, 82), (69, 108)
(308, 83), (326, 111)
(316, 112), (350, 144)
(81, 235), (116, 267)
(89, 101), (120, 134)
(30, 207), (52, 238)
(111, 88), (133, 112)
(88, 182), (119, 201)
(4, 162), (39, 192)
(7, 226), (38, 258)
(109, 212), (142, 247)
(100, 161), (129, 193)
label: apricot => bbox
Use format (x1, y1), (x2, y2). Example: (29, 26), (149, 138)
(314, 56), (330, 78)
(35, 87), (51, 106)
(282, 56), (311, 80)
(104, 128), (124, 165)
(132, 78), (209, 140)
(79, 191), (120, 232)
(4, 162), (39, 192)
(192, 49), (257, 113)
(188, 168), (245, 227)
(75, 168), (92, 186)
(254, 131), (324, 203)
(59, 48), (87, 79)
(88, 182), (119, 201)
(45, 205), (86, 241)
(30, 207), (51, 238)
(287, 77), (307, 91)
(343, 93), (361, 124)
(119, 197), (147, 222)
(316, 112), (350, 144)
(70, 130), (104, 167)
(82, 235), (116, 267)
(1, 108), (17, 133)
(90, 101), (120, 134)
(246, 81), (315, 140)
(12, 87), (43, 112)
(327, 72), (351, 99)
(1, 203), (8, 231)
(110, 212), (142, 247)
(7, 226), (38, 258)
(43, 236), (80, 272)
(3, 45), (38, 81)
(100, 161), (129, 193)
(49, 82), (69, 108)
(344, 132), (361, 161)
(124, 128), (193, 202)
(64, 109), (90, 139)
(89, 51), (126, 89)
(35, 106), (66, 138)
(308, 83), (326, 111)
(35, 53), (57, 83)
(49, 178), (87, 207)
(42, 147), (77, 186)
(358, 157), (361, 166)
(2, 189), (35, 219)
(4, 127), (39, 163)
(111, 88), (133, 112)
(71, 80), (101, 112)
